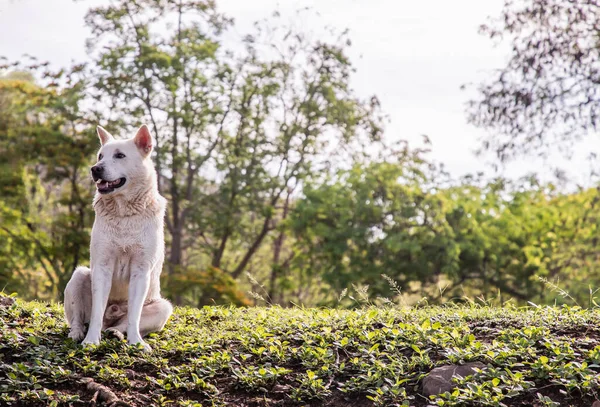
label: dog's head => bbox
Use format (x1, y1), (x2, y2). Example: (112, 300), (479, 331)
(91, 125), (154, 196)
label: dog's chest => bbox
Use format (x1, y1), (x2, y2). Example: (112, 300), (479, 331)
(94, 216), (149, 284)
(114, 253), (132, 280)
(109, 255), (132, 300)
(104, 216), (148, 249)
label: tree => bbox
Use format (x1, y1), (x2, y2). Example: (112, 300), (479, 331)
(85, 1), (384, 304)
(468, 0), (600, 162)
(0, 65), (96, 299)
(290, 152), (600, 307)
(289, 144), (451, 302)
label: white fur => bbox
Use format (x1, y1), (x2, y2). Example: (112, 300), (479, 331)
(64, 125), (172, 352)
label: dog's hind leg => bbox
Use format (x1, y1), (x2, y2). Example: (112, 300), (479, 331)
(64, 266), (92, 341)
(139, 298), (173, 337)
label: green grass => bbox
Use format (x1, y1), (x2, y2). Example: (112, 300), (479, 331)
(2, 293), (600, 406)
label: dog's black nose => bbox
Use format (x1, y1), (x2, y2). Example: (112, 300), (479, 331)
(91, 165), (103, 178)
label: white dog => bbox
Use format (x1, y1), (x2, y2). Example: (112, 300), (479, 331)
(64, 125), (172, 351)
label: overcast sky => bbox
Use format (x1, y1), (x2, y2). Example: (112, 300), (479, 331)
(0, 0), (594, 184)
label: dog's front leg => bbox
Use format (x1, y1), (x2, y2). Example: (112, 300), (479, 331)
(82, 262), (113, 346)
(127, 260), (152, 351)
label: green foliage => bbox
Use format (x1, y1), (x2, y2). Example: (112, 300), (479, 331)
(290, 145), (444, 300)
(292, 162), (600, 306)
(3, 294), (600, 406)
(0, 68), (95, 300)
(165, 266), (252, 307)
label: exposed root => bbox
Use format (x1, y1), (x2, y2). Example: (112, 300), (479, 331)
(82, 377), (131, 407)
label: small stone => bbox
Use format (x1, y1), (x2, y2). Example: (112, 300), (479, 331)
(422, 362), (486, 396)
(124, 369), (137, 379)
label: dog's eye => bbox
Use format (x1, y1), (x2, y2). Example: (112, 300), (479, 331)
(98, 154), (103, 160)
(115, 153), (126, 159)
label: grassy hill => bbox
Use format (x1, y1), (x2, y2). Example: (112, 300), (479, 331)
(1, 293), (600, 407)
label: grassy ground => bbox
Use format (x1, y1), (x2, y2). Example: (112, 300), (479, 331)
(2, 294), (600, 407)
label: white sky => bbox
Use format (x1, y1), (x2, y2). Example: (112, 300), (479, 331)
(0, 0), (595, 185)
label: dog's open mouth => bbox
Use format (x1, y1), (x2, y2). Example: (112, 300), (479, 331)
(96, 178), (126, 194)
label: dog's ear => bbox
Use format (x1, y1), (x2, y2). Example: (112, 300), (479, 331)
(96, 126), (114, 146)
(133, 124), (153, 157)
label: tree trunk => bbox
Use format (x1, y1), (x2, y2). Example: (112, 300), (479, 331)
(268, 189), (292, 303)
(168, 221), (183, 305)
(231, 215), (273, 279)
(211, 227), (230, 269)
(168, 109), (183, 304)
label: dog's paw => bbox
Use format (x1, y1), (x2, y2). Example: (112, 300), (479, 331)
(81, 335), (100, 348)
(104, 327), (125, 341)
(68, 328), (85, 342)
